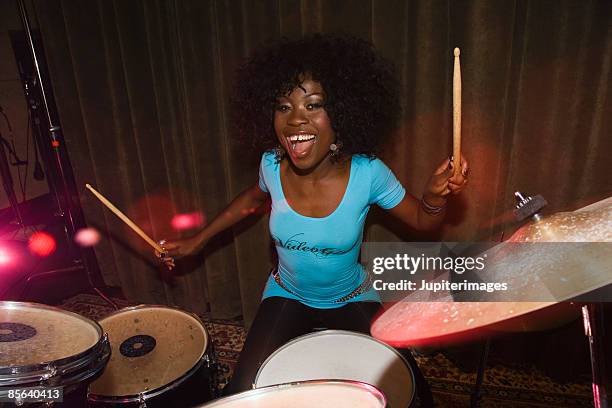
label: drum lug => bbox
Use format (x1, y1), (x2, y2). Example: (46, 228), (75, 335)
(138, 392), (147, 408)
(41, 363), (58, 385)
(204, 353), (219, 373)
(11, 396), (53, 407)
(203, 353), (212, 367)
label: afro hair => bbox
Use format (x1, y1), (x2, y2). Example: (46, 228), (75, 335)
(231, 34), (400, 159)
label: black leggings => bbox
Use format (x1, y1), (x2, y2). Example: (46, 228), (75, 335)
(224, 297), (433, 407)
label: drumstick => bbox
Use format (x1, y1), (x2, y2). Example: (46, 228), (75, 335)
(453, 47), (461, 176)
(85, 184), (165, 253)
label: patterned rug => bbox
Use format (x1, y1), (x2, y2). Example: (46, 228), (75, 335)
(59, 294), (593, 407)
(416, 353), (592, 407)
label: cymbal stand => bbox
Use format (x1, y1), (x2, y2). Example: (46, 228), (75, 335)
(582, 303), (609, 408)
(470, 192), (548, 407)
(514, 191), (609, 407)
(469, 338), (491, 408)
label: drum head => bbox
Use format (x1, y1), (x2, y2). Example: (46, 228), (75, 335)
(88, 306), (207, 398)
(199, 380), (386, 408)
(0, 302), (101, 367)
(255, 330), (415, 408)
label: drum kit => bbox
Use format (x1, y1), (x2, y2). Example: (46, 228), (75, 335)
(1, 196), (610, 407)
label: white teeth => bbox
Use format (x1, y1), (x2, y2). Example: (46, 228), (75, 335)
(287, 134), (316, 142)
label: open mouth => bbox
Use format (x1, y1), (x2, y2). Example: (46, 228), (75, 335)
(286, 134), (316, 158)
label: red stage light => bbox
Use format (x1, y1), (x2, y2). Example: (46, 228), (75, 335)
(0, 241), (32, 271)
(28, 232), (57, 257)
(171, 212), (205, 231)
(74, 228), (101, 247)
(0, 248), (11, 265)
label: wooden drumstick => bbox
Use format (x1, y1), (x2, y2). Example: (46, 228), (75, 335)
(85, 184), (165, 253)
(453, 47), (462, 176)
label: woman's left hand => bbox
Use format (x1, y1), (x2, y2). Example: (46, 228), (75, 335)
(423, 155), (469, 205)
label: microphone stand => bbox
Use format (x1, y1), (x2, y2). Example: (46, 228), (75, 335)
(16, 0), (117, 310)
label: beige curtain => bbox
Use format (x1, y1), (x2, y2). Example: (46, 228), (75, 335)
(33, 0), (612, 325)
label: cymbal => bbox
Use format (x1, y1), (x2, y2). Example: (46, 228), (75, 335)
(371, 197), (612, 347)
(507, 201), (611, 243)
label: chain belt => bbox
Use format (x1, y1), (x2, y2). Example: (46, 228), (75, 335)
(272, 268), (373, 304)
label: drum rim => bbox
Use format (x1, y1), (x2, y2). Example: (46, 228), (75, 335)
(87, 304), (211, 403)
(0, 301), (107, 384)
(254, 329), (415, 406)
(97, 304), (207, 330)
(200, 379), (387, 407)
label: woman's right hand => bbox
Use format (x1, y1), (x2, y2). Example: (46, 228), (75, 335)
(155, 235), (206, 270)
(153, 183), (269, 270)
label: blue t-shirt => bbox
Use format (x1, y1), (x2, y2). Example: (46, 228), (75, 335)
(258, 151), (406, 308)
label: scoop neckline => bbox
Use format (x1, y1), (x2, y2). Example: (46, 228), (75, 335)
(277, 156), (354, 221)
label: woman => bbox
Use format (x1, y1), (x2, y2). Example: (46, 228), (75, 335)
(157, 35), (468, 400)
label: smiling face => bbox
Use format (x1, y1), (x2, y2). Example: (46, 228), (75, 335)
(274, 79), (336, 173)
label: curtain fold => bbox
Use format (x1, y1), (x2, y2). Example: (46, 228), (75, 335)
(32, 0), (611, 325)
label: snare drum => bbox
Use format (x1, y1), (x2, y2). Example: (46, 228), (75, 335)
(88, 305), (216, 407)
(199, 380), (386, 408)
(0, 301), (111, 405)
(255, 330), (415, 408)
